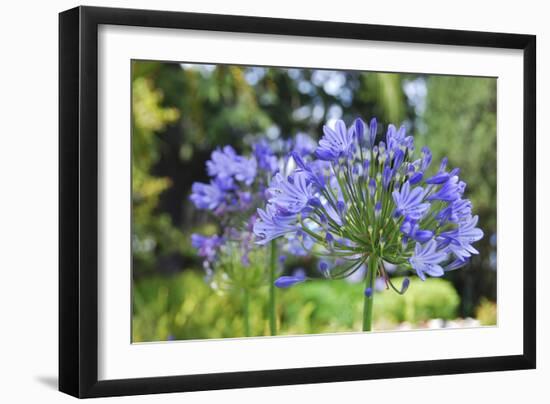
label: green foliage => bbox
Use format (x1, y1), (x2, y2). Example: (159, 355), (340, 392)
(421, 76), (497, 312)
(209, 245), (270, 292)
(374, 277), (460, 324)
(148, 62), (272, 151)
(131, 72), (183, 275)
(357, 72), (407, 123)
(133, 272), (460, 341)
(422, 76), (497, 230)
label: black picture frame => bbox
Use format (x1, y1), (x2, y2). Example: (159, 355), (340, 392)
(59, 5), (536, 398)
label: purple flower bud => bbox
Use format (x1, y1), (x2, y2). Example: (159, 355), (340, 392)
(369, 117), (377, 148)
(413, 229), (434, 243)
(427, 175), (461, 202)
(363, 158), (370, 174)
(337, 200), (346, 215)
(440, 157), (448, 172)
(458, 180), (466, 195)
(445, 257), (470, 271)
(393, 149), (405, 170)
(368, 178), (377, 197)
(382, 165), (393, 190)
(425, 172), (450, 184)
(409, 171), (423, 184)
(354, 118), (365, 144)
(274, 275), (306, 288)
(374, 201), (382, 217)
(325, 232), (334, 243)
(421, 146), (432, 171)
(279, 255), (287, 264)
(401, 277), (410, 293)
(364, 287), (373, 297)
(450, 167), (460, 177)
(308, 197), (322, 207)
(291, 151), (307, 170)
(319, 261), (329, 272)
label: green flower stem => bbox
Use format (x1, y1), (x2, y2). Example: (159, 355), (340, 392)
(269, 239), (277, 336)
(243, 288), (251, 337)
(362, 255), (378, 331)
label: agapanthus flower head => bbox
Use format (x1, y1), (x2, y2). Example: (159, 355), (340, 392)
(254, 116), (484, 294)
(190, 137), (287, 292)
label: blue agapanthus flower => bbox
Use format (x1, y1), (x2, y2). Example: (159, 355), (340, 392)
(409, 239), (447, 280)
(267, 171), (315, 215)
(253, 204), (298, 245)
(190, 140), (282, 288)
(254, 116), (484, 294)
(392, 181), (430, 220)
(315, 120), (355, 161)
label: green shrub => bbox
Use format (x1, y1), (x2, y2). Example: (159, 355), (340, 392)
(375, 277), (460, 324)
(132, 271), (461, 341)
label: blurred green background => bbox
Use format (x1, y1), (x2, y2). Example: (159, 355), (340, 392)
(131, 60), (497, 342)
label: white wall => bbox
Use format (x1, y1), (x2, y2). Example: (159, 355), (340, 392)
(0, 0), (545, 403)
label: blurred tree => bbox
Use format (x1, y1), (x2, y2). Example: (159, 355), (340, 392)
(253, 69), (414, 138)
(421, 75), (497, 315)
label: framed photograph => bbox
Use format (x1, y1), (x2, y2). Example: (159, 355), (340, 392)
(59, 6), (536, 398)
